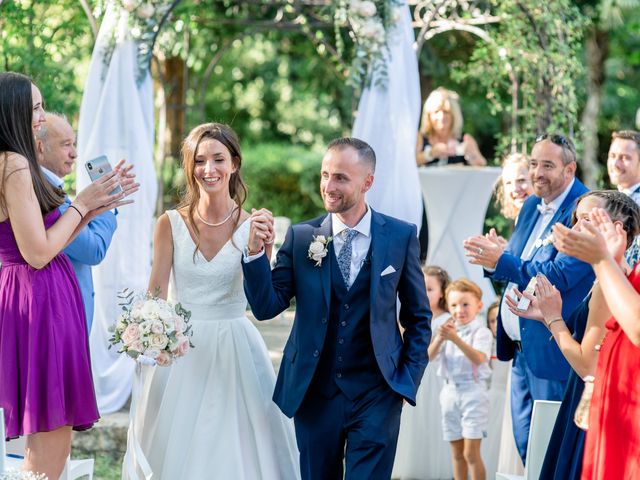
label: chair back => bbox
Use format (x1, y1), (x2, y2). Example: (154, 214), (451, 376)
(1, 407), (5, 473)
(524, 400), (561, 480)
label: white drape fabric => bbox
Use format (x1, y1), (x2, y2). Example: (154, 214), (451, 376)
(353, 2), (423, 229)
(77, 3), (157, 414)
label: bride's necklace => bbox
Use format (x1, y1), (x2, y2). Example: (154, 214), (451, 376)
(196, 205), (236, 227)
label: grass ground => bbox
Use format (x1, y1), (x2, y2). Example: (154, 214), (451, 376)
(75, 452), (123, 480)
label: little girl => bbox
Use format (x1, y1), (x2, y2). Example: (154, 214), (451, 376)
(429, 277), (493, 480)
(392, 265), (453, 479)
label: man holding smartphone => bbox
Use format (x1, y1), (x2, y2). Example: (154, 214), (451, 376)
(36, 113), (117, 331)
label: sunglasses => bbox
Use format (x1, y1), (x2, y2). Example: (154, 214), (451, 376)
(535, 133), (571, 148)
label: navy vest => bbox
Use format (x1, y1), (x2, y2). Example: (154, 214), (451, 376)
(310, 245), (386, 399)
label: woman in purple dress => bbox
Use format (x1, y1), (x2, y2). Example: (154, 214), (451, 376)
(0, 72), (135, 479)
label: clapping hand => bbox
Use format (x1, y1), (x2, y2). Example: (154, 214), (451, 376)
(553, 208), (627, 265)
(438, 318), (458, 341)
(248, 208), (274, 256)
(463, 233), (504, 269)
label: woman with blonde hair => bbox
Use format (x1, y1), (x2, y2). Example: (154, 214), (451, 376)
(416, 87), (486, 167)
(123, 122), (300, 480)
(495, 153), (534, 220)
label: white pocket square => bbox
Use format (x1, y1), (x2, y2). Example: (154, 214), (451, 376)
(380, 265), (396, 277)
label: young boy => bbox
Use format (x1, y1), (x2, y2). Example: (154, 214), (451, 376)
(428, 277), (493, 480)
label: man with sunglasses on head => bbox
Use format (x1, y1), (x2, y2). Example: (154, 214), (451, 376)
(463, 133), (594, 463)
(607, 130), (640, 265)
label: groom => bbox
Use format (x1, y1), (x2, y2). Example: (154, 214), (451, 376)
(242, 137), (432, 480)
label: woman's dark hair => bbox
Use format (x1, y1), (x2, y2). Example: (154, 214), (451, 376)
(572, 190), (640, 249)
(0, 72), (64, 213)
(422, 265), (451, 312)
(178, 122), (248, 259)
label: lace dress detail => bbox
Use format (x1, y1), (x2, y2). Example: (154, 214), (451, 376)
(123, 210), (300, 480)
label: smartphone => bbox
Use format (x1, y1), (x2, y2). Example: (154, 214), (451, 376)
(517, 276), (538, 311)
(85, 155), (122, 195)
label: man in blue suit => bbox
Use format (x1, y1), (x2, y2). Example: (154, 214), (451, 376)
(242, 138), (432, 480)
(36, 113), (117, 331)
(464, 134), (595, 463)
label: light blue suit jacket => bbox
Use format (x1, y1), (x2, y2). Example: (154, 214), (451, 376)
(487, 178), (594, 380)
(42, 169), (117, 331)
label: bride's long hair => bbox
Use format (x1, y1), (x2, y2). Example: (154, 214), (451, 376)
(178, 123), (248, 258)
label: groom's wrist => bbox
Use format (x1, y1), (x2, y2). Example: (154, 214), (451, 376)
(246, 245), (264, 256)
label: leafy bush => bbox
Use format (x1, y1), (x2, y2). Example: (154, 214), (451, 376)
(241, 143), (325, 224)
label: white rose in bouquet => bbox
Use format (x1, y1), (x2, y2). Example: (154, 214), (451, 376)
(150, 333), (169, 350)
(150, 320), (165, 335)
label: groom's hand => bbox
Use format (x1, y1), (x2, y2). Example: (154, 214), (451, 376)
(248, 208), (274, 256)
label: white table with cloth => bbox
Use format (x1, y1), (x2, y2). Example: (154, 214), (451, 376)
(420, 166), (501, 303)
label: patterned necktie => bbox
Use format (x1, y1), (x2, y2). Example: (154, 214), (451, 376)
(338, 229), (358, 288)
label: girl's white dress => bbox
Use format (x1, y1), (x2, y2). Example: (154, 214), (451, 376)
(122, 210), (300, 480)
(392, 312), (453, 480)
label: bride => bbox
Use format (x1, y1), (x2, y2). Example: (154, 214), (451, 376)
(122, 123), (300, 479)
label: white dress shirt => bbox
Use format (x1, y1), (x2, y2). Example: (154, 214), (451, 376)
(331, 207), (372, 289)
(620, 182), (640, 206)
(437, 317), (493, 383)
(501, 179), (575, 341)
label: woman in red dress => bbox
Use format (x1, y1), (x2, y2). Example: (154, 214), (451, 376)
(553, 207), (640, 479)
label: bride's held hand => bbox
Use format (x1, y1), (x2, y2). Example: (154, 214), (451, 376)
(248, 208), (273, 255)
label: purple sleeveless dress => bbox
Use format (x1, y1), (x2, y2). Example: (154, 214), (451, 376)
(0, 209), (99, 439)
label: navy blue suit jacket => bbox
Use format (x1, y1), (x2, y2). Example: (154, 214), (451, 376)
(242, 210), (432, 418)
(487, 179), (594, 380)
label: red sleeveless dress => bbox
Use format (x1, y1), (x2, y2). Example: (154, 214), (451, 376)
(581, 267), (640, 479)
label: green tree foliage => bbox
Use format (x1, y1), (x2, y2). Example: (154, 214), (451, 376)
(0, 0), (95, 117)
(451, 0), (588, 156)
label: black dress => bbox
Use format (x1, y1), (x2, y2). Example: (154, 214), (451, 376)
(538, 294), (590, 480)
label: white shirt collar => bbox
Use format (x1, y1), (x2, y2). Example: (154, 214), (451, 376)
(40, 166), (64, 188)
(331, 206), (372, 238)
(619, 182), (640, 196)
(540, 177), (575, 212)
(456, 316), (482, 334)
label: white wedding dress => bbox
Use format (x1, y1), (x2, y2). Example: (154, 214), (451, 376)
(122, 210), (300, 480)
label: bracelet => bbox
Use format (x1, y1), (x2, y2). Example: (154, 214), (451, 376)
(545, 316), (563, 329)
(69, 204), (84, 219)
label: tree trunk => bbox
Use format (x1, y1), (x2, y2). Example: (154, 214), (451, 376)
(580, 28), (608, 188)
(162, 55), (187, 159)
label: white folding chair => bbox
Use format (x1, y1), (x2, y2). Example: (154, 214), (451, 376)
(496, 399), (561, 480)
(5, 430), (94, 480)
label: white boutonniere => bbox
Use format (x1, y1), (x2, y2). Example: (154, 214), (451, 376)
(535, 232), (555, 248)
(308, 235), (332, 266)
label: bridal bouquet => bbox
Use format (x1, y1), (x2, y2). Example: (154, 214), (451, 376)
(108, 289), (193, 366)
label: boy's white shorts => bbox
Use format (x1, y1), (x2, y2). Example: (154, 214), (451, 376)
(439, 381), (489, 441)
